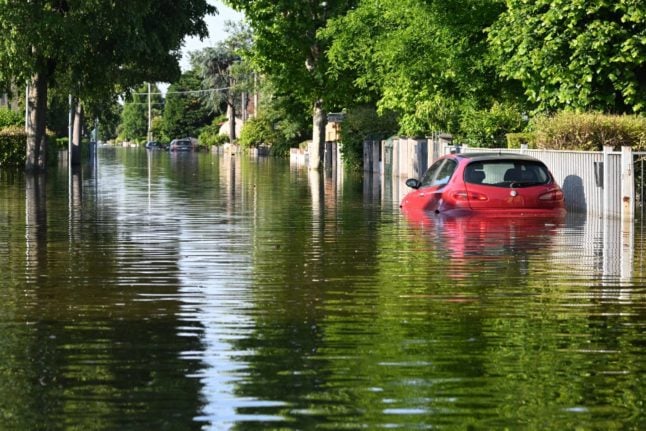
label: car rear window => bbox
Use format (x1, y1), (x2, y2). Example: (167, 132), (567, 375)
(464, 160), (550, 187)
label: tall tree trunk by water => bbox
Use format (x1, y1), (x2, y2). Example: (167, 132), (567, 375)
(309, 100), (326, 170)
(25, 70), (48, 172)
(71, 99), (83, 166)
(228, 103), (236, 142)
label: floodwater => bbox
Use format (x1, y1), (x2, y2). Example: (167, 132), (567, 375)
(0, 147), (644, 430)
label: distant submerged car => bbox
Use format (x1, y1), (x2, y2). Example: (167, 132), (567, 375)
(169, 138), (197, 151)
(400, 152), (566, 217)
(145, 141), (166, 150)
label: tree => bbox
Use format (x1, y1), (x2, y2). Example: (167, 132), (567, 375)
(226, 0), (357, 169)
(191, 41), (247, 142)
(0, 0), (216, 171)
(321, 0), (509, 137)
(119, 84), (164, 143)
(488, 0), (646, 114)
(161, 71), (215, 140)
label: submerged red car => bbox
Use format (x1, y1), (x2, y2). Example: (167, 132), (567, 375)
(400, 153), (566, 217)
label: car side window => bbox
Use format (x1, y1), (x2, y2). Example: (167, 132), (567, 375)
(420, 159), (457, 187)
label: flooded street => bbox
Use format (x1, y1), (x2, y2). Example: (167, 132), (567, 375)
(1, 147), (644, 430)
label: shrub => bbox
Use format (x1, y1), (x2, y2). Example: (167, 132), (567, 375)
(198, 123), (229, 147)
(0, 108), (22, 129)
(0, 126), (59, 168)
(506, 132), (537, 149)
(0, 126), (27, 167)
(239, 116), (279, 149)
(530, 112), (646, 151)
(458, 102), (526, 148)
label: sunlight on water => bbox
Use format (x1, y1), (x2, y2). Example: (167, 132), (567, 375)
(0, 148), (644, 430)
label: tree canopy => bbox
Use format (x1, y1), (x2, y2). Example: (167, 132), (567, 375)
(191, 22), (254, 141)
(321, 0), (510, 136)
(0, 0), (216, 170)
(162, 71), (215, 140)
(488, 0), (646, 114)
(118, 84), (163, 142)
(226, 0), (357, 167)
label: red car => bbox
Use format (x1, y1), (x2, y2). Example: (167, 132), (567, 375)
(400, 153), (566, 217)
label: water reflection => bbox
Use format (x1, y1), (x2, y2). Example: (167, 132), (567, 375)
(0, 149), (643, 430)
(382, 170), (642, 284)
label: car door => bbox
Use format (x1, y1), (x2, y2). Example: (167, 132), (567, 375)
(405, 158), (457, 212)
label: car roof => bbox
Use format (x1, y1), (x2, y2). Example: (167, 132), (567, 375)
(454, 152), (543, 163)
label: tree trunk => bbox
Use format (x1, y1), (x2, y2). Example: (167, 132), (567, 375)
(309, 100), (326, 170)
(71, 99), (83, 166)
(25, 70), (48, 172)
(227, 103), (236, 142)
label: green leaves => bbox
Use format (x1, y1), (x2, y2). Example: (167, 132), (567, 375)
(489, 0), (646, 114)
(323, 0), (508, 135)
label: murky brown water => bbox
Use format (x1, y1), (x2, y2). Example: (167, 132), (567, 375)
(1, 147), (644, 430)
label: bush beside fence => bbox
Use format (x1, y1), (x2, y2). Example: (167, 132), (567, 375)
(527, 112), (646, 151)
(0, 126), (27, 167)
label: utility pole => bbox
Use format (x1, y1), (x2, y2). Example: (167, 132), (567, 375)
(147, 82), (152, 143)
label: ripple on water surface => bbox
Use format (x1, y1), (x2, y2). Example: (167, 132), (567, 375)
(0, 148), (643, 430)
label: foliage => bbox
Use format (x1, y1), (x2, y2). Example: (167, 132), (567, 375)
(198, 121), (229, 147)
(227, 0), (356, 106)
(236, 79), (311, 156)
(457, 102), (526, 148)
(227, 0), (357, 164)
(0, 0), (215, 169)
(0, 125), (59, 167)
(506, 132), (537, 149)
(191, 22), (254, 141)
(0, 0), (215, 96)
(0, 126), (27, 167)
(0, 108), (22, 129)
(488, 0), (646, 114)
(118, 84), (164, 142)
(239, 116), (276, 149)
(162, 71), (214, 140)
(339, 105), (398, 170)
(529, 112), (646, 151)
(322, 0), (509, 136)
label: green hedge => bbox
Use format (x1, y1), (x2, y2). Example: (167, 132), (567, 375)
(506, 132), (537, 149)
(0, 126), (59, 168)
(0, 108), (22, 129)
(529, 112), (646, 151)
(0, 126), (27, 167)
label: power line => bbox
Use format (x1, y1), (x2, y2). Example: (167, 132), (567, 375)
(131, 87), (231, 97)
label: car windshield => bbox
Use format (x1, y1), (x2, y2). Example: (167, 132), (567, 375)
(464, 160), (550, 187)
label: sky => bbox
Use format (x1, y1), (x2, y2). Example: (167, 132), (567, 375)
(180, 0), (244, 71)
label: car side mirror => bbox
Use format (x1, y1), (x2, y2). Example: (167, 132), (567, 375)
(405, 178), (421, 189)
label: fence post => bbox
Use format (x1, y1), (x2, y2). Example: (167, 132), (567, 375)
(603, 145), (613, 217)
(620, 145), (634, 280)
(621, 145), (634, 221)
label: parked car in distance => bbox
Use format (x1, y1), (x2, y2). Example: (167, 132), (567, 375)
(400, 152), (566, 217)
(169, 138), (196, 151)
(145, 141), (166, 150)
